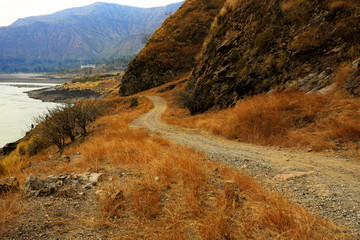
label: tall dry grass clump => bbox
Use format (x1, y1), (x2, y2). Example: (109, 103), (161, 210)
(0, 192), (27, 236)
(209, 91), (327, 145)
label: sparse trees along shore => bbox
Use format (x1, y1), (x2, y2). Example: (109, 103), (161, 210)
(34, 100), (100, 150)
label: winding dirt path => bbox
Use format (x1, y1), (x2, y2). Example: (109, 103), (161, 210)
(131, 95), (360, 238)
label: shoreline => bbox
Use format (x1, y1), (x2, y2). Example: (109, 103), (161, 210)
(0, 73), (72, 84)
(26, 86), (103, 103)
(0, 74), (104, 152)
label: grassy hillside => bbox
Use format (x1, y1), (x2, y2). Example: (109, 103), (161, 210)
(1, 0), (359, 237)
(119, 0), (225, 96)
(0, 94), (349, 239)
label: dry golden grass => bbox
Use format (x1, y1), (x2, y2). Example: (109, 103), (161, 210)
(62, 78), (119, 95)
(292, 27), (319, 52)
(89, 115), (346, 239)
(0, 94), (352, 238)
(281, 0), (310, 12)
(164, 89), (360, 155)
(329, 0), (357, 10)
(0, 192), (27, 236)
(0, 96), (152, 236)
(61, 95), (346, 238)
(333, 63), (353, 88)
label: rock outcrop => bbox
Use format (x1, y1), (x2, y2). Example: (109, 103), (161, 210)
(185, 0), (360, 113)
(24, 173), (104, 198)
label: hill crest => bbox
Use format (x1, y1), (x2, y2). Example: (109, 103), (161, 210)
(0, 2), (183, 71)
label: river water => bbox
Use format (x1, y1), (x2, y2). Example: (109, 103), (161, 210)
(0, 74), (67, 148)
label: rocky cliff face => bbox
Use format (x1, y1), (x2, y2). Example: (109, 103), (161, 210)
(185, 0), (360, 113)
(119, 0), (225, 96)
(0, 2), (183, 62)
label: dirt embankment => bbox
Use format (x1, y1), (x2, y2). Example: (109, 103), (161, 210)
(131, 96), (360, 238)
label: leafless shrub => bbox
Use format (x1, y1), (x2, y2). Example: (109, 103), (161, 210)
(73, 100), (100, 136)
(33, 100), (101, 150)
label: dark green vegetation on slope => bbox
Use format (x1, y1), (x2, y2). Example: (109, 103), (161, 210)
(0, 2), (183, 72)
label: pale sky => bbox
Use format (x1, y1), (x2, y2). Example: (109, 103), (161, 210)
(0, 0), (183, 27)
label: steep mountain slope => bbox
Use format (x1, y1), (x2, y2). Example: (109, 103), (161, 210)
(0, 2), (182, 63)
(184, 0), (360, 113)
(119, 0), (225, 96)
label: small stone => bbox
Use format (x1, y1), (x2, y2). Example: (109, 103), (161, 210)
(155, 176), (160, 181)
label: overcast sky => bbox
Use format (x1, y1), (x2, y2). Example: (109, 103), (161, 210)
(0, 0), (183, 27)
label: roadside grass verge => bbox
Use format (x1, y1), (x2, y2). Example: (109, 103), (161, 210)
(163, 90), (360, 156)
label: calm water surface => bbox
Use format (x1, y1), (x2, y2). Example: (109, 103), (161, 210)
(0, 75), (62, 148)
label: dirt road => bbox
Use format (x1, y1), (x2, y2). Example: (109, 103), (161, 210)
(131, 95), (360, 238)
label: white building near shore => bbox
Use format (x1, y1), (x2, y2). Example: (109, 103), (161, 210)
(80, 64), (96, 69)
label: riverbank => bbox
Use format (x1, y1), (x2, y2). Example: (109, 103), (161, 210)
(0, 73), (71, 84)
(0, 73), (70, 149)
(26, 86), (103, 103)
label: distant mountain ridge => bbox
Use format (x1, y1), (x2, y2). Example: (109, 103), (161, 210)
(0, 2), (183, 70)
(119, 0), (225, 96)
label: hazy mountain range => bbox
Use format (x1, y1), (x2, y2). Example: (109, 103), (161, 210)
(0, 2), (183, 72)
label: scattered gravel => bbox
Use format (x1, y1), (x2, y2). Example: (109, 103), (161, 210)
(131, 96), (360, 239)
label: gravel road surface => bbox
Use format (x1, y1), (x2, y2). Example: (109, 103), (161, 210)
(131, 95), (360, 238)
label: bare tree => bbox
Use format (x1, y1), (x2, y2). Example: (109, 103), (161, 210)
(33, 100), (100, 150)
(73, 100), (100, 136)
(34, 107), (69, 150)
